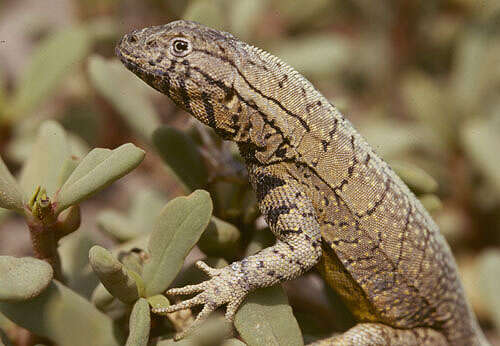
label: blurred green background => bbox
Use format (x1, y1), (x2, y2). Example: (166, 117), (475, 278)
(0, 0), (499, 344)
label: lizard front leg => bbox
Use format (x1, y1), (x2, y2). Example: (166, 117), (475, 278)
(154, 165), (323, 339)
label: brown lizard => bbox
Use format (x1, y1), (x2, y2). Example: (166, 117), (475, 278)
(116, 20), (488, 345)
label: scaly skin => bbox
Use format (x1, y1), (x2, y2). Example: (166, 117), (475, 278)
(116, 20), (488, 345)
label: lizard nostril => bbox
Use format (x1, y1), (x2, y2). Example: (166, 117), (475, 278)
(127, 34), (138, 44)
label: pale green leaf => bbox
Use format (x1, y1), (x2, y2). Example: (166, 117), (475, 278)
(272, 0), (331, 25)
(478, 249), (500, 331)
(143, 190), (213, 296)
(19, 121), (70, 201)
(91, 283), (115, 310)
(98, 190), (166, 241)
(198, 217), (241, 258)
(55, 143), (145, 213)
(270, 35), (351, 78)
(146, 294), (170, 311)
(156, 339), (196, 346)
(89, 246), (139, 304)
(0, 156), (24, 211)
(0, 281), (123, 346)
(7, 27), (92, 119)
(88, 56), (160, 140)
(390, 161), (438, 194)
(358, 119), (446, 159)
(222, 339), (247, 346)
(97, 210), (137, 241)
(229, 0), (266, 39)
(126, 298), (150, 346)
(462, 115), (500, 196)
(235, 286), (303, 346)
(419, 194), (443, 213)
(183, 0), (227, 30)
(59, 230), (99, 298)
(0, 257), (53, 302)
(130, 190), (168, 232)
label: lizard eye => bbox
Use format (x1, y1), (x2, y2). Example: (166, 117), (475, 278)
(171, 38), (191, 57)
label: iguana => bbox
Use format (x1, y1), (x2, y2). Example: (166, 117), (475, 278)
(116, 20), (488, 345)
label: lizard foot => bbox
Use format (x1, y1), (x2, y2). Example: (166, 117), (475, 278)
(152, 261), (247, 340)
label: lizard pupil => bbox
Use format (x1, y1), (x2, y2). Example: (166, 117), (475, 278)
(172, 39), (190, 56)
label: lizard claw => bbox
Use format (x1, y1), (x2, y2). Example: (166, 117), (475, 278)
(152, 262), (248, 340)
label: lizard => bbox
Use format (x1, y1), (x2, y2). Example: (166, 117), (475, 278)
(116, 20), (489, 345)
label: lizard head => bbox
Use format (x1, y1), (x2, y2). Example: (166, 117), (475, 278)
(116, 20), (245, 138)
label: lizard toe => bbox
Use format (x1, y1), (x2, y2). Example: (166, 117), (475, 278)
(167, 282), (206, 296)
(156, 295), (205, 314)
(196, 260), (220, 277)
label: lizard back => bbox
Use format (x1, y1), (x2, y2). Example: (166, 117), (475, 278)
(239, 38), (483, 345)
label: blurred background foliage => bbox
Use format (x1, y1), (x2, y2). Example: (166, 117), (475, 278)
(0, 0), (499, 345)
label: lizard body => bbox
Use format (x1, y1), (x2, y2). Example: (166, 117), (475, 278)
(116, 20), (488, 345)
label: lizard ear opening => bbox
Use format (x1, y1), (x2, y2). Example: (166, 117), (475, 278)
(222, 88), (239, 111)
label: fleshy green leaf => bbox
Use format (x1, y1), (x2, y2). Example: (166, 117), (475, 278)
(270, 34), (351, 78)
(235, 286), (304, 346)
(57, 156), (80, 191)
(146, 295), (170, 311)
(0, 257), (53, 302)
(0, 281), (123, 346)
(198, 217), (241, 258)
(111, 234), (150, 257)
(359, 118), (446, 159)
(55, 143), (145, 213)
(419, 194), (443, 213)
(153, 126), (208, 191)
(59, 230), (99, 298)
(89, 246), (140, 304)
(7, 26), (92, 120)
(88, 56), (160, 140)
(390, 161), (438, 194)
(272, 0), (331, 25)
(98, 190), (167, 241)
(477, 250), (500, 331)
(91, 283), (115, 310)
(183, 0), (227, 30)
(222, 339), (247, 346)
(462, 115), (500, 196)
(126, 298), (150, 346)
(58, 148), (113, 192)
(0, 156), (24, 211)
(183, 317), (232, 345)
(228, 0), (266, 39)
(19, 121), (70, 201)
(451, 29), (488, 115)
(130, 190), (168, 232)
(143, 190), (213, 296)
(156, 339), (196, 346)
(401, 71), (454, 142)
(97, 210), (137, 241)
(120, 251), (146, 276)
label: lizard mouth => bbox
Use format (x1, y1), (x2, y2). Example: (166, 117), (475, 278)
(115, 42), (141, 72)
